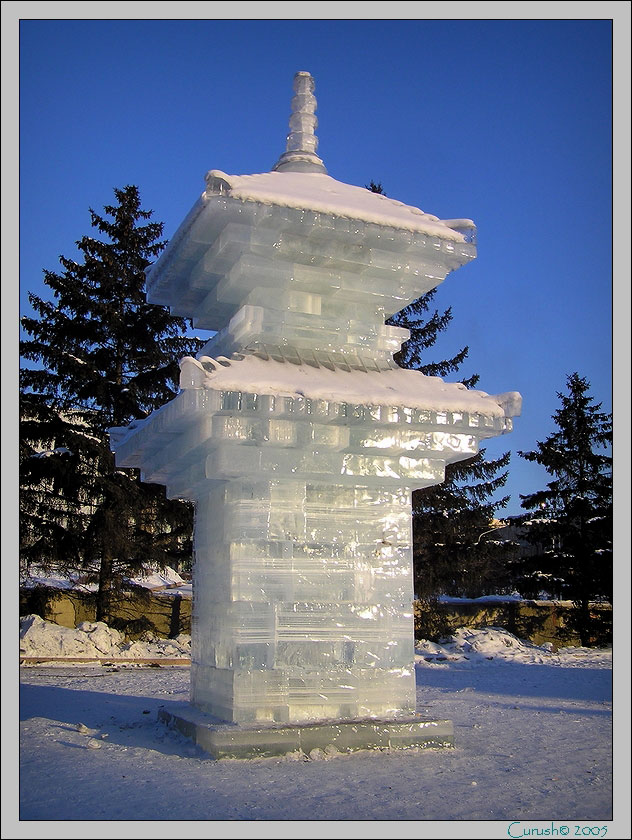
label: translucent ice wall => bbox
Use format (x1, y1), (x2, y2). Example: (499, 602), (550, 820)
(145, 191), (476, 363)
(111, 372), (516, 723)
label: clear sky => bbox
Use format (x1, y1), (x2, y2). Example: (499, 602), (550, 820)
(13, 10), (622, 517)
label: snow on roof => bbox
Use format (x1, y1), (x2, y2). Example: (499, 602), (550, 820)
(180, 353), (522, 419)
(205, 169), (471, 241)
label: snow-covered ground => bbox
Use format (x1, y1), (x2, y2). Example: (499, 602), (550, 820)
(8, 619), (624, 836)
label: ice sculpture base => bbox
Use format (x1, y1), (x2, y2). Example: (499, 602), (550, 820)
(158, 702), (454, 760)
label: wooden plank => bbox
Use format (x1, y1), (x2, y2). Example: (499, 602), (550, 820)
(20, 657), (191, 666)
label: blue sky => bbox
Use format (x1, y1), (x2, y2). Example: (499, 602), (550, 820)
(15, 13), (619, 517)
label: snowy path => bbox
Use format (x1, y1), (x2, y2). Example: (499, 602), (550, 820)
(16, 636), (613, 825)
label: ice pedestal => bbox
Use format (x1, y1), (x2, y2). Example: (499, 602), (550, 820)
(158, 703), (454, 759)
(110, 71), (521, 754)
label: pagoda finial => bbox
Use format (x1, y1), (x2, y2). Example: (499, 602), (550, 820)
(272, 71), (327, 174)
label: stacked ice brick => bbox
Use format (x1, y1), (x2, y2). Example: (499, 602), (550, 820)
(110, 71), (520, 724)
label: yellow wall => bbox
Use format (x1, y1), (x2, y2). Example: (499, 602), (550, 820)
(20, 587), (191, 638)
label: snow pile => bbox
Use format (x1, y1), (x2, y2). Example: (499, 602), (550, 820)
(415, 626), (612, 667)
(430, 627), (555, 664)
(21, 571), (97, 592)
(22, 565), (188, 594)
(19, 615), (191, 661)
(436, 593), (523, 604)
(19, 615), (123, 659)
(127, 565), (186, 590)
(119, 635), (191, 660)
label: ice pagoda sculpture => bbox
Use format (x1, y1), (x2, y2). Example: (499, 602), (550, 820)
(110, 71), (521, 757)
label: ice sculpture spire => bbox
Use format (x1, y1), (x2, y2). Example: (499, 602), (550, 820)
(272, 70), (327, 174)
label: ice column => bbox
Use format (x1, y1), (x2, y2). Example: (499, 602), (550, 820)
(110, 72), (520, 727)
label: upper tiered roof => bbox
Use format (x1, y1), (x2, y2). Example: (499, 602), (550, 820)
(145, 71), (477, 356)
(204, 168), (471, 241)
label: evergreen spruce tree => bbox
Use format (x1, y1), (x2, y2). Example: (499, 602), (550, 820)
(518, 373), (612, 645)
(386, 291), (479, 388)
(20, 185), (204, 622)
(413, 450), (513, 599)
(367, 181), (515, 599)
